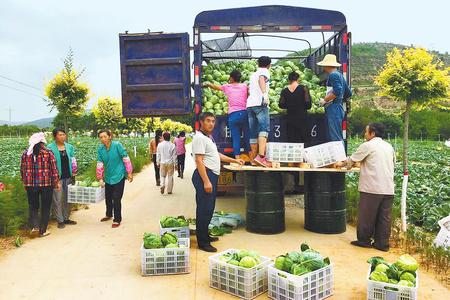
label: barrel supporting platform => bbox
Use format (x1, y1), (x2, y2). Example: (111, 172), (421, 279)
(245, 171), (285, 234)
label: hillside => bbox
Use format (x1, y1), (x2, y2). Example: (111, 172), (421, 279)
(22, 117), (54, 128)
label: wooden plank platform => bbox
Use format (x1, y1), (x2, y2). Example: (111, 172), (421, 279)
(224, 164), (360, 173)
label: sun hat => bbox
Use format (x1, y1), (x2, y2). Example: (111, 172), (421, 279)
(317, 54), (341, 67)
(27, 132), (47, 155)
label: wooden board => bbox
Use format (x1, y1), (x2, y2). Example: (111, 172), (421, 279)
(224, 164), (360, 173)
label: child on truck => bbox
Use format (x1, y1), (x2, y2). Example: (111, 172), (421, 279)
(246, 56), (272, 167)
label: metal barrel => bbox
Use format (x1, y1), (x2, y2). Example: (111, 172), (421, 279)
(245, 171), (285, 234)
(304, 172), (346, 234)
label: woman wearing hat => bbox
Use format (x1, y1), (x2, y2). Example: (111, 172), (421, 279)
(317, 54), (352, 142)
(20, 132), (61, 237)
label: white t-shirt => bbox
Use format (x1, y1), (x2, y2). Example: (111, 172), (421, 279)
(247, 68), (270, 108)
(156, 140), (177, 165)
(192, 131), (221, 175)
(350, 137), (395, 195)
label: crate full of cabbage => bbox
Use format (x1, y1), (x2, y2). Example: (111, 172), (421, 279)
(367, 255), (419, 300)
(268, 243), (333, 300)
(141, 232), (190, 276)
(159, 216), (190, 239)
(68, 180), (104, 204)
(209, 249), (271, 300)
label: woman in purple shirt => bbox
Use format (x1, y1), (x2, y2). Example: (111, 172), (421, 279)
(173, 131), (186, 179)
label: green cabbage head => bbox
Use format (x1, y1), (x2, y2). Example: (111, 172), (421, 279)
(396, 255), (419, 272)
(370, 271), (389, 283)
(239, 256), (257, 268)
(161, 232), (178, 246)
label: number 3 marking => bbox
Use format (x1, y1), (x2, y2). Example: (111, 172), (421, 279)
(274, 125), (281, 138)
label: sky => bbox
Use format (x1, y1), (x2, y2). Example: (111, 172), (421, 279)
(0, 0), (448, 122)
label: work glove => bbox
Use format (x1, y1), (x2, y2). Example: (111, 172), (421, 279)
(262, 93), (269, 106)
(319, 98), (327, 106)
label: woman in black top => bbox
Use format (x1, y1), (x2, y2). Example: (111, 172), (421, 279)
(279, 71), (312, 143)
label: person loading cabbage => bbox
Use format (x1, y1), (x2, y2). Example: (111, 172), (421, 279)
(316, 54), (352, 142)
(203, 70), (250, 160)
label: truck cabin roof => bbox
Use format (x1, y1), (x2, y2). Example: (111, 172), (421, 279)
(194, 5), (346, 32)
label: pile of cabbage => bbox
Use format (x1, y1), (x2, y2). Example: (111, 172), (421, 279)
(75, 179), (101, 188)
(368, 255), (419, 287)
(274, 243), (330, 276)
(143, 232), (182, 249)
(202, 60), (326, 116)
(160, 216), (189, 228)
(218, 249), (262, 269)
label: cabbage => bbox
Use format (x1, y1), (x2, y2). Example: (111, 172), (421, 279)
(370, 271), (389, 283)
(90, 181), (100, 187)
(395, 255), (419, 272)
(143, 233), (164, 249)
(239, 256), (257, 268)
(398, 280), (414, 287)
(274, 256), (285, 270)
(375, 263), (390, 273)
(287, 251), (302, 264)
(228, 259), (240, 266)
(298, 250), (325, 271)
(400, 272), (416, 284)
(290, 263), (310, 276)
(388, 279), (398, 284)
(161, 232), (178, 246)
(238, 250), (251, 261)
(165, 243), (179, 248)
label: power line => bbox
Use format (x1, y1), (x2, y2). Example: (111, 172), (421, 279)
(0, 74), (42, 91)
(0, 82), (47, 100)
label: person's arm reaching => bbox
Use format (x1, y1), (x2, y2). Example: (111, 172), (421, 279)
(336, 143), (370, 170)
(195, 154), (213, 193)
(203, 83), (222, 91)
(304, 86), (312, 110)
(279, 90), (286, 109)
(259, 75), (269, 105)
(219, 153), (245, 165)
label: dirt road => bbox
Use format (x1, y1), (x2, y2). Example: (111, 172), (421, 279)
(0, 147), (447, 299)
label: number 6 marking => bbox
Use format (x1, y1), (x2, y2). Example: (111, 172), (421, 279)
(311, 125), (317, 137)
(274, 125), (281, 138)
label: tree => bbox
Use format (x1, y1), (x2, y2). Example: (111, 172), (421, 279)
(92, 96), (124, 132)
(375, 47), (450, 231)
(45, 49), (90, 133)
(123, 118), (147, 136)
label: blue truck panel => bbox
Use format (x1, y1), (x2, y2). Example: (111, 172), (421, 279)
(119, 33), (191, 117)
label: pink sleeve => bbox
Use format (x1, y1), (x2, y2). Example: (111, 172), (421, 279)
(96, 162), (104, 180)
(71, 157), (78, 174)
(123, 157), (133, 174)
(220, 84), (230, 93)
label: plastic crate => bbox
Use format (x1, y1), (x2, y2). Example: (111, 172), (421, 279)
(303, 142), (346, 168)
(434, 228), (450, 248)
(159, 222), (190, 239)
(367, 266), (418, 300)
(209, 249), (271, 299)
(266, 143), (304, 163)
(67, 184), (105, 204)
(268, 263), (333, 300)
(141, 238), (190, 276)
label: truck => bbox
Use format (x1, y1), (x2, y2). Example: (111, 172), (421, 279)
(119, 5), (351, 193)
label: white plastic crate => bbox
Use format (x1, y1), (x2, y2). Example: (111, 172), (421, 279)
(141, 238), (190, 276)
(268, 263), (333, 300)
(303, 141), (346, 168)
(67, 184), (105, 204)
(434, 228), (450, 248)
(159, 222), (190, 239)
(209, 249), (271, 299)
(266, 143), (304, 163)
(366, 266), (418, 300)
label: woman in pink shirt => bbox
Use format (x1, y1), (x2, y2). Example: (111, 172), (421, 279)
(204, 70), (250, 159)
(173, 131), (186, 179)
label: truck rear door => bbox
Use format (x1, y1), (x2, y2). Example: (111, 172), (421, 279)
(119, 32), (191, 117)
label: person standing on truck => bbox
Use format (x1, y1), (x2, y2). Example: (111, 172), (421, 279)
(192, 112), (244, 252)
(317, 54), (352, 142)
(150, 129), (163, 186)
(247, 56), (272, 167)
(173, 131), (186, 179)
(20, 132), (60, 237)
(96, 129), (133, 228)
(47, 128), (78, 229)
(279, 71), (312, 143)
(204, 70), (251, 160)
(335, 123), (395, 251)
(156, 132), (177, 195)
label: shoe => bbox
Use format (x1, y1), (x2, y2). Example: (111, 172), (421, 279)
(156, 183), (161, 187)
(39, 230), (51, 237)
(100, 217), (112, 222)
(350, 240), (373, 248)
(64, 220), (77, 225)
(254, 155), (272, 168)
(168, 192), (172, 195)
(199, 244), (217, 252)
(372, 243), (389, 252)
(160, 186), (165, 194)
(178, 174), (181, 178)
(57, 222), (65, 229)
(180, 174), (183, 179)
(112, 223), (121, 228)
(209, 236), (219, 242)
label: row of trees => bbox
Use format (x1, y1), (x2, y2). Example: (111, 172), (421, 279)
(45, 49), (192, 136)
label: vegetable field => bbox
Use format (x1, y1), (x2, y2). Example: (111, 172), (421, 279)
(347, 139), (450, 233)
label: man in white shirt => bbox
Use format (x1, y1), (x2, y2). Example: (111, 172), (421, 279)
(192, 112), (244, 252)
(336, 123), (395, 251)
(247, 56), (272, 167)
(156, 132), (177, 195)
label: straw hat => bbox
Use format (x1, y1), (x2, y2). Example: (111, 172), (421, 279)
(317, 54), (341, 67)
